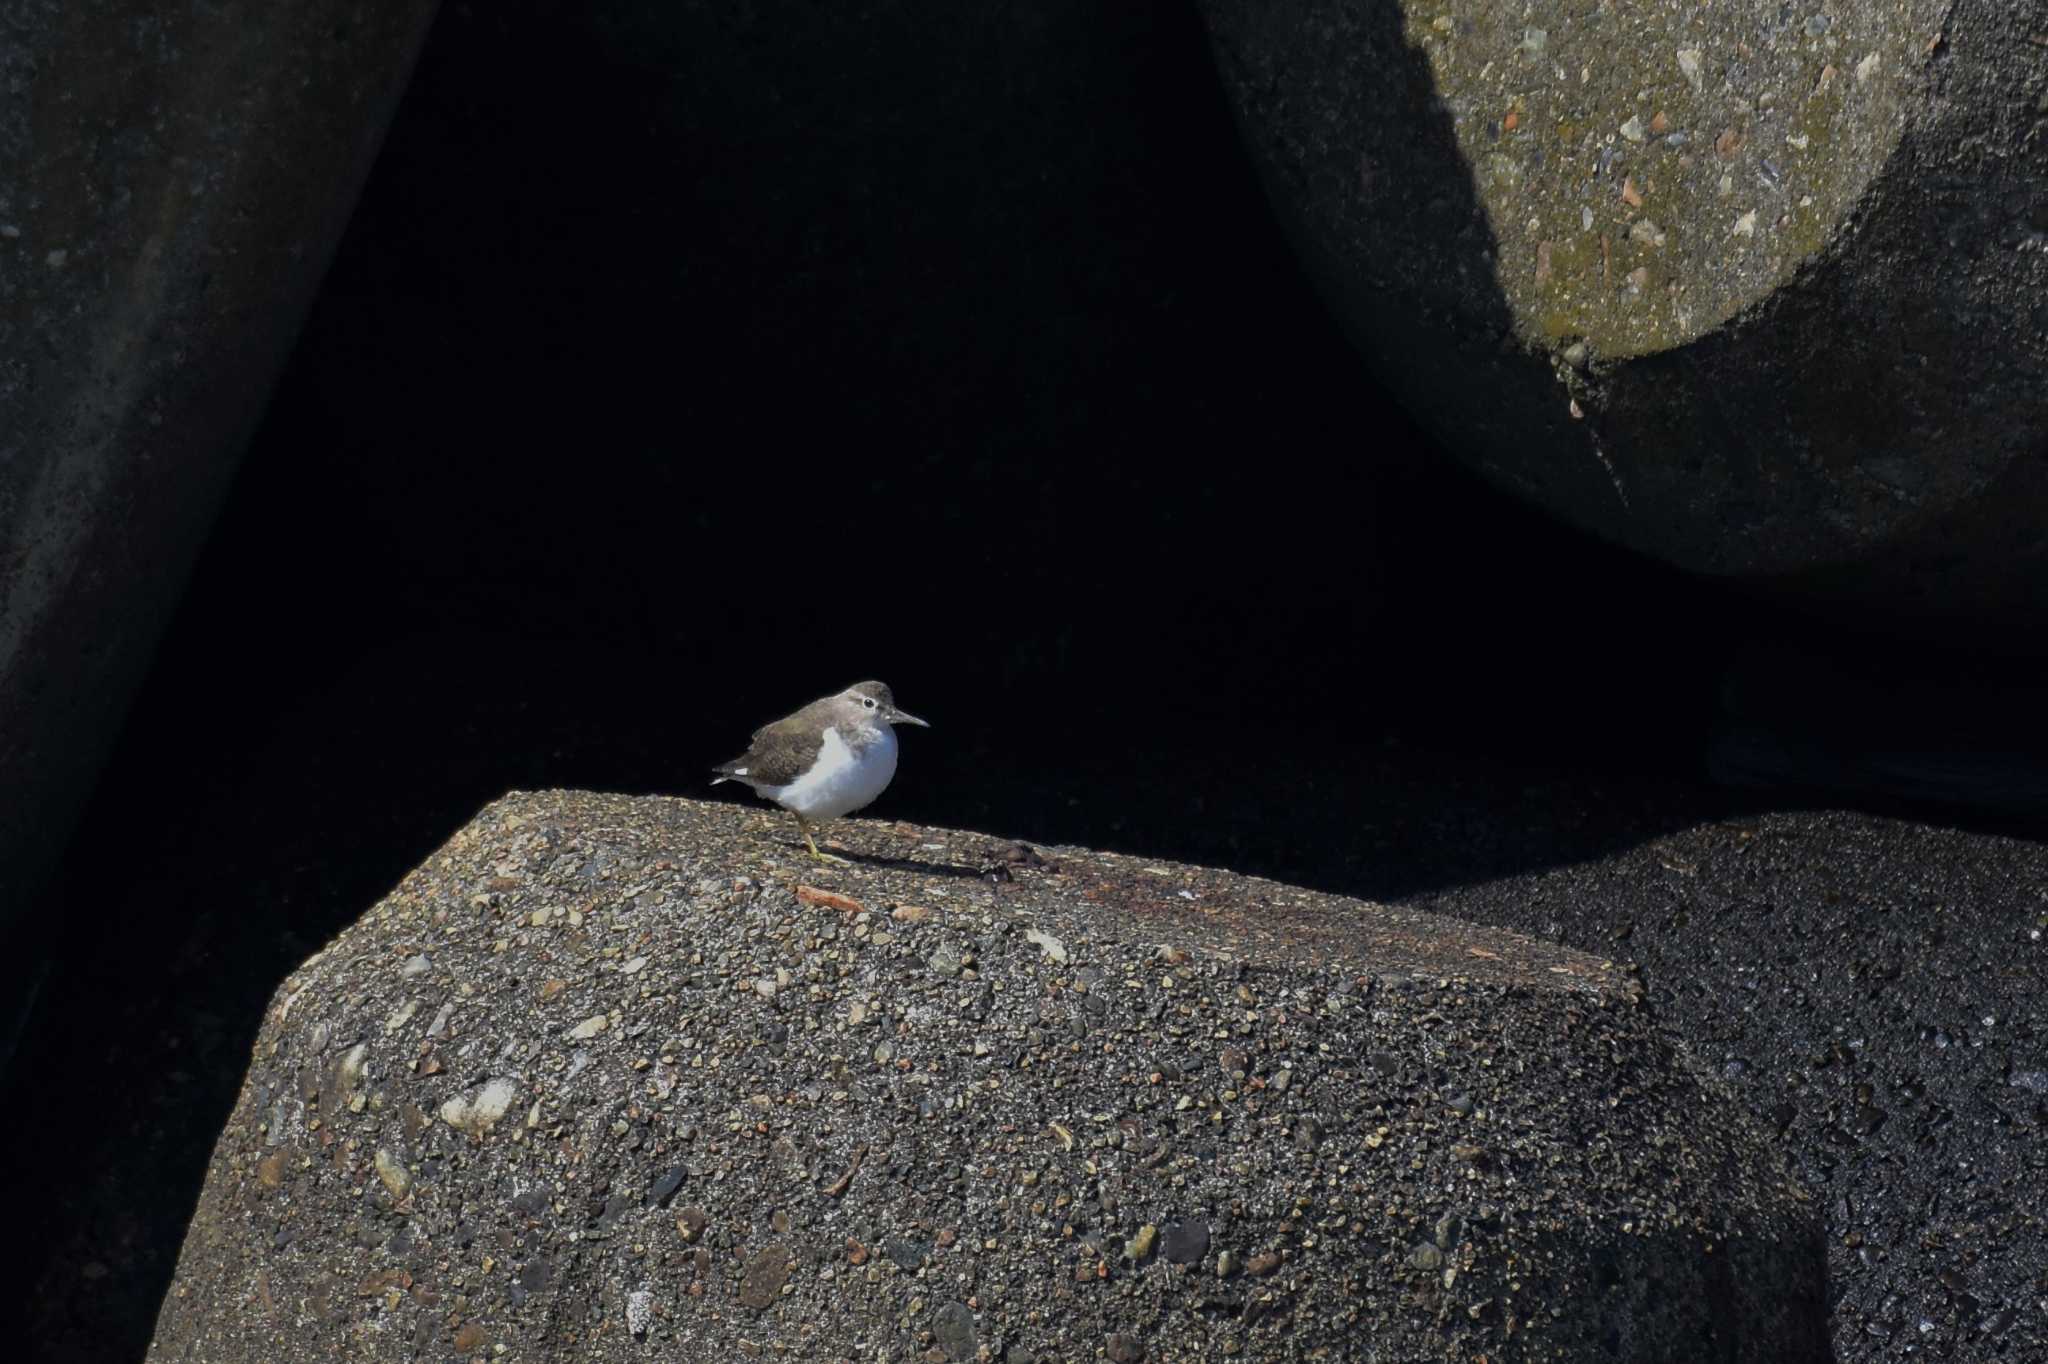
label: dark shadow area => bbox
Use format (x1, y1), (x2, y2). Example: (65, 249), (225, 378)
(754, 829), (994, 881)
(1528, 1222), (1833, 1364)
(7, 1), (2043, 1360)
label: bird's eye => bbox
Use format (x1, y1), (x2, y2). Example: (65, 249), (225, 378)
(863, 697), (878, 710)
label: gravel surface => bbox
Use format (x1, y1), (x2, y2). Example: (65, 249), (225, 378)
(149, 791), (1821, 1363)
(1404, 804), (2048, 1359)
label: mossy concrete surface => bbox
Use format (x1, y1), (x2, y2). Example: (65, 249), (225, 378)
(151, 792), (1823, 1363)
(1202, 0), (2048, 631)
(1396, 0), (1931, 360)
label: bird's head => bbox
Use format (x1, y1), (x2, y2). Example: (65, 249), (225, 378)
(840, 680), (928, 730)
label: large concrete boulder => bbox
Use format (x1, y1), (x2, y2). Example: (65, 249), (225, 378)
(1199, 0), (2048, 632)
(153, 792), (1824, 1362)
(0, 0), (439, 965)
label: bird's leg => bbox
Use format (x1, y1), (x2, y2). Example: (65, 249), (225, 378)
(794, 813), (849, 865)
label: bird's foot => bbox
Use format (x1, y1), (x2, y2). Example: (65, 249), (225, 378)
(796, 818), (850, 865)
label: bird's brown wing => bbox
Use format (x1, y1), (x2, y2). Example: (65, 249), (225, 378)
(712, 699), (833, 788)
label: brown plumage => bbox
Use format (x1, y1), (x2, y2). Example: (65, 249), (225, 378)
(712, 697), (836, 789)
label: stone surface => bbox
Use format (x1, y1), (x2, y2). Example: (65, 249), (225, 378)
(1398, 794), (2048, 1362)
(0, 0), (440, 976)
(1199, 0), (2048, 631)
(150, 792), (1823, 1362)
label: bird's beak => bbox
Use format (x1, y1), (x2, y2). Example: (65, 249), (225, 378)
(887, 707), (930, 728)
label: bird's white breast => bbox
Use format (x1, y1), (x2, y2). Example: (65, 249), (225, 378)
(765, 725), (898, 820)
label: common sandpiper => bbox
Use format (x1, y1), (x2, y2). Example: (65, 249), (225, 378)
(711, 681), (929, 862)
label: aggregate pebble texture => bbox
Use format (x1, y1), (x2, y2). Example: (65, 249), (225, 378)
(150, 792), (1825, 1363)
(1199, 0), (2048, 627)
(1405, 798), (2048, 1361)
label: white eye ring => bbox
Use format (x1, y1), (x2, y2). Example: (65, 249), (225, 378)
(863, 697), (878, 709)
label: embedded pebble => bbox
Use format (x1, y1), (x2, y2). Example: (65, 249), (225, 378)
(1124, 1224), (1158, 1262)
(649, 1166), (685, 1205)
(1025, 928), (1068, 964)
(738, 1246), (789, 1309)
(438, 1077), (518, 1135)
(335, 1043), (368, 1099)
(1106, 1333), (1146, 1363)
(1162, 1220), (1210, 1264)
(885, 1237), (928, 1272)
(373, 1149), (411, 1201)
(1676, 47), (1703, 92)
(932, 1301), (976, 1361)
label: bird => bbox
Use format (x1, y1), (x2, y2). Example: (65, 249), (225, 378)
(710, 681), (929, 862)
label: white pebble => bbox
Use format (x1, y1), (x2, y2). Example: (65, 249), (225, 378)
(1677, 48), (1703, 93)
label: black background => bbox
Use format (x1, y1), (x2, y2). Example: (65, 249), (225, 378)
(14, 2), (2040, 1359)
(64, 0), (1763, 886)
